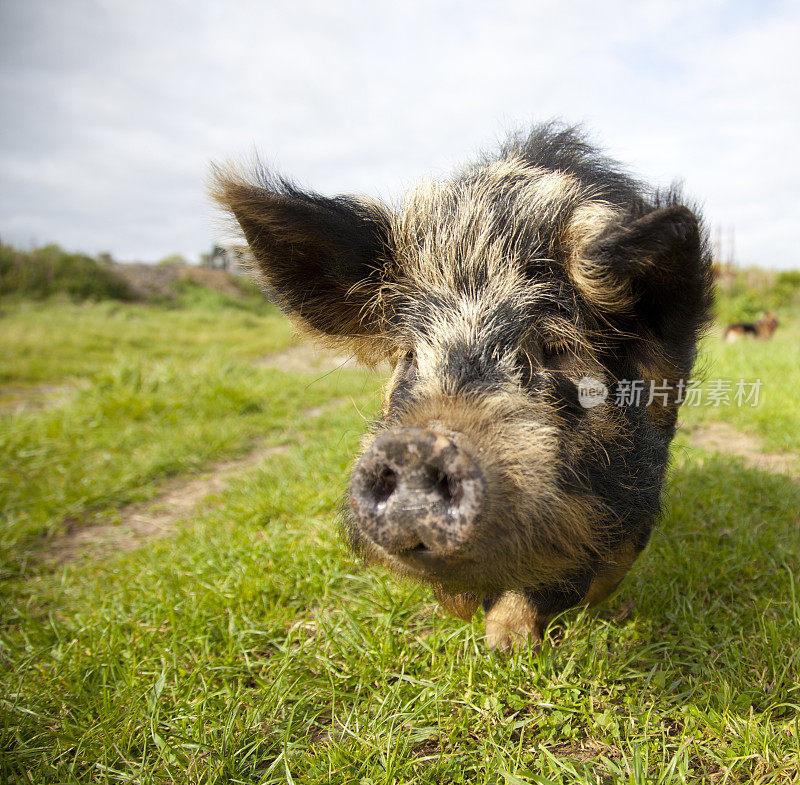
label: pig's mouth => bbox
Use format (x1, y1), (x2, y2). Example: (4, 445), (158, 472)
(348, 425), (487, 580)
(371, 542), (481, 593)
(392, 542), (472, 573)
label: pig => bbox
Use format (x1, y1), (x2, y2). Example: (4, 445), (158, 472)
(212, 122), (714, 650)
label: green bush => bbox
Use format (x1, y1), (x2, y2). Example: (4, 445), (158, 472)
(169, 277), (272, 314)
(714, 267), (800, 324)
(0, 243), (135, 302)
(157, 253), (189, 267)
(772, 270), (800, 310)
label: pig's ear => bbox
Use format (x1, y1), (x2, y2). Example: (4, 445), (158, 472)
(576, 204), (714, 370)
(211, 165), (393, 340)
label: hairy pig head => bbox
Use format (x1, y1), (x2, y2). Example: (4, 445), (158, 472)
(212, 123), (713, 649)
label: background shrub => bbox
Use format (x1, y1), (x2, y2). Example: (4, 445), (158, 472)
(0, 243), (135, 302)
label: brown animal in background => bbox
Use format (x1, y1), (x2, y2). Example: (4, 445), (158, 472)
(212, 123), (714, 650)
(724, 312), (778, 343)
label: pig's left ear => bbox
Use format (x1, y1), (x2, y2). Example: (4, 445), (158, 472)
(576, 204), (714, 373)
(211, 165), (393, 342)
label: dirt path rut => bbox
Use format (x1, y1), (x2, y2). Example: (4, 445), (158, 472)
(45, 400), (344, 565)
(684, 421), (799, 479)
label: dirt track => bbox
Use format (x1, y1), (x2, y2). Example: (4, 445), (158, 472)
(46, 442), (288, 564)
(43, 398), (344, 565)
(684, 420), (799, 478)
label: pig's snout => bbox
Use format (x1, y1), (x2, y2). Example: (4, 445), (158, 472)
(349, 427), (487, 556)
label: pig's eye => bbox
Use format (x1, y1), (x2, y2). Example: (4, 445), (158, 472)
(542, 341), (571, 367)
(542, 342), (567, 358)
(403, 349), (415, 364)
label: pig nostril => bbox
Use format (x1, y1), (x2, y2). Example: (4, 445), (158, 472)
(435, 470), (462, 506)
(369, 466), (397, 503)
(435, 470), (449, 500)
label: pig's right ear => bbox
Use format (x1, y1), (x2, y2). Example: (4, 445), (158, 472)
(573, 204), (714, 378)
(211, 165), (393, 341)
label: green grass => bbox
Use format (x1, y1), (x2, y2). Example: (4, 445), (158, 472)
(1, 297), (799, 783)
(681, 307), (800, 454)
(0, 357), (376, 579)
(0, 299), (297, 387)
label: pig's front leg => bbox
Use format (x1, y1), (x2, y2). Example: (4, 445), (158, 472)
(483, 591), (545, 651)
(483, 543), (640, 650)
(438, 588), (572, 650)
(482, 566), (596, 651)
(433, 588), (542, 650)
(581, 542), (638, 607)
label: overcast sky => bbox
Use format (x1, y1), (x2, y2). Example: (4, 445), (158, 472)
(1, 0), (798, 268)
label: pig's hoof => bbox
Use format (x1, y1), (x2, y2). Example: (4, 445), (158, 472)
(485, 625), (542, 652)
(483, 591), (544, 652)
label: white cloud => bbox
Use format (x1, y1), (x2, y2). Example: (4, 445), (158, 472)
(0, 0), (798, 268)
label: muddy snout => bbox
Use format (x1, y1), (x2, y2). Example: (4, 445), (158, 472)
(349, 426), (487, 557)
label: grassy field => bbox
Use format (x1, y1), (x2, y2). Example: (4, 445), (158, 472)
(1, 287), (799, 783)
